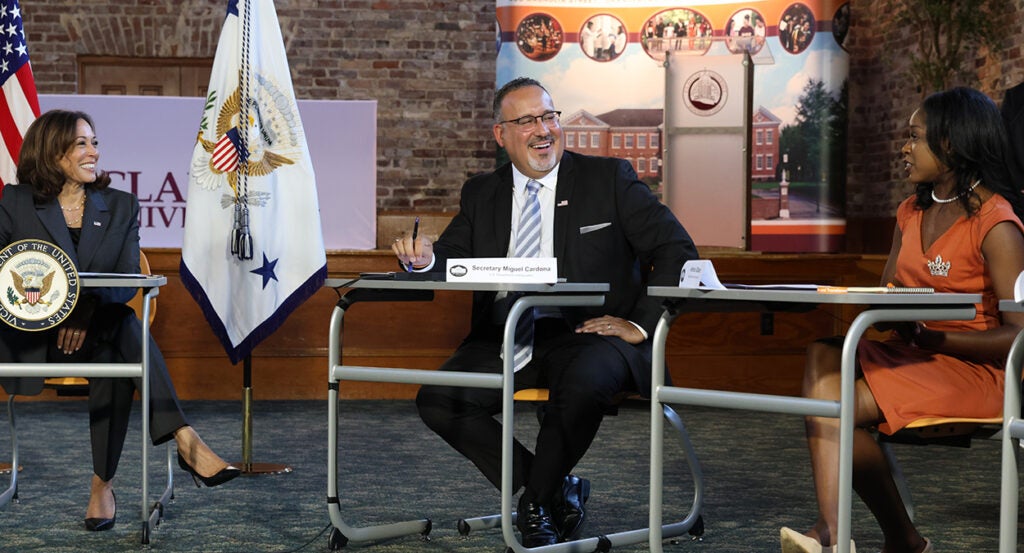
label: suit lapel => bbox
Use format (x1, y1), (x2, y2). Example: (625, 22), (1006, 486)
(495, 165), (514, 257)
(76, 190), (111, 271)
(36, 201), (79, 265)
(553, 151), (575, 261)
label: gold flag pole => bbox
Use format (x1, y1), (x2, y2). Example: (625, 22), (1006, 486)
(236, 354), (291, 475)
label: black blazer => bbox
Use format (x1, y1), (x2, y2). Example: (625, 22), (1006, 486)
(1003, 82), (1024, 189)
(431, 151), (699, 394)
(0, 183), (142, 394)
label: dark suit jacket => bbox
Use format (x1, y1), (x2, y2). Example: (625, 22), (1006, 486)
(1003, 82), (1024, 189)
(431, 151), (698, 394)
(0, 183), (142, 394)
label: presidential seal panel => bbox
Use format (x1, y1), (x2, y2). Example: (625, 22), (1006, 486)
(0, 239), (79, 331)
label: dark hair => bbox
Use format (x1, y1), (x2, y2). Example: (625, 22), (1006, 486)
(493, 77), (548, 121)
(913, 87), (1024, 220)
(16, 109), (112, 203)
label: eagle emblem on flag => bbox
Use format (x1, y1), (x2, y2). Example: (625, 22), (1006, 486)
(191, 78), (299, 200)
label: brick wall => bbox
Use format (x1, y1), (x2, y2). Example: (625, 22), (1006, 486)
(846, 0), (1024, 221)
(21, 0), (497, 213)
(19, 1), (1024, 245)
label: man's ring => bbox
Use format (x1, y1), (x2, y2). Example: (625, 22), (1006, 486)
(606, 323), (611, 329)
(73, 331), (80, 335)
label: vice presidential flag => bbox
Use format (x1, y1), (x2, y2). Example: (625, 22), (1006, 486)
(181, 0), (326, 364)
(0, 0), (40, 188)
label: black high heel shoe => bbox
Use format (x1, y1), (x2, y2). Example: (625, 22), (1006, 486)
(177, 452), (241, 488)
(84, 490), (116, 532)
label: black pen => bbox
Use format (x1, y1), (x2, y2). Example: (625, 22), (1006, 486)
(405, 216), (419, 272)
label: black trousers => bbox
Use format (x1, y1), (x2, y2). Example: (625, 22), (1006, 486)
(0, 304), (188, 481)
(416, 319), (638, 504)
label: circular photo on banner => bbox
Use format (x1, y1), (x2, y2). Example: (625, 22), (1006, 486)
(515, 13), (563, 62)
(833, 2), (851, 52)
(724, 8), (767, 55)
(0, 239), (79, 331)
(778, 2), (816, 55)
(640, 8), (712, 62)
(579, 14), (626, 62)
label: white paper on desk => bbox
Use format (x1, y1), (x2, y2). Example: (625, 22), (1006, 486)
(445, 257), (558, 283)
(723, 283), (819, 290)
(679, 259), (725, 289)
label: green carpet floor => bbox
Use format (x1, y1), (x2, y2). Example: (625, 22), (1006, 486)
(0, 399), (1015, 552)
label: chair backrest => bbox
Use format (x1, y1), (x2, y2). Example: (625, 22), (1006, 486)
(127, 250), (156, 324)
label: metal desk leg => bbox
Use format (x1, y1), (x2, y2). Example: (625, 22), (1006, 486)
(649, 308), (708, 553)
(496, 295), (691, 553)
(649, 303), (973, 553)
(835, 306), (974, 553)
(1000, 330), (1024, 553)
(1, 395), (18, 508)
(326, 303), (431, 549)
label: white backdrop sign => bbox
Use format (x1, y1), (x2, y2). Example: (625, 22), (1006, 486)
(38, 94), (377, 250)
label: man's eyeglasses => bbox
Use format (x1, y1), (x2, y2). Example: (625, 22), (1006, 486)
(498, 110), (561, 129)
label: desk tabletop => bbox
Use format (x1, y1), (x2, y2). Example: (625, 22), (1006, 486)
(648, 285), (981, 306)
(1000, 299), (1024, 313)
(325, 277), (608, 294)
(80, 274), (167, 288)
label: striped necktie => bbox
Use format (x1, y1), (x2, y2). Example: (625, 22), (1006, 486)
(511, 179), (542, 372)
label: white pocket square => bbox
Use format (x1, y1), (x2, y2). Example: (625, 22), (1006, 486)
(579, 222), (611, 235)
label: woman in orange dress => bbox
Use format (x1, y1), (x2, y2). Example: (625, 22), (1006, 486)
(781, 87), (1024, 553)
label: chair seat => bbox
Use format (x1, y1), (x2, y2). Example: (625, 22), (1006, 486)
(882, 415), (1003, 448)
(513, 388), (550, 402)
(43, 377), (89, 397)
(904, 415), (1003, 428)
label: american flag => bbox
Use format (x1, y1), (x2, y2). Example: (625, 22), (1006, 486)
(0, 0), (39, 188)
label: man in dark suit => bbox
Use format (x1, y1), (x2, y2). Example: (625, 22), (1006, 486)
(1003, 81), (1024, 189)
(393, 77), (698, 546)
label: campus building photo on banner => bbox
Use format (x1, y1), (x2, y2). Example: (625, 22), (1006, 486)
(495, 0), (850, 252)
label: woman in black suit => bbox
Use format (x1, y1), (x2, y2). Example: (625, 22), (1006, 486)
(0, 110), (239, 532)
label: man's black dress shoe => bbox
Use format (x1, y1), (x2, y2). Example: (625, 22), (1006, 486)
(552, 474), (590, 541)
(516, 495), (560, 548)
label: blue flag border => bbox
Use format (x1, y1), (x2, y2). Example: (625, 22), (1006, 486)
(179, 260), (327, 365)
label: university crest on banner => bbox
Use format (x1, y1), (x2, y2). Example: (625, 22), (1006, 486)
(0, 239), (79, 331)
(181, 0), (326, 364)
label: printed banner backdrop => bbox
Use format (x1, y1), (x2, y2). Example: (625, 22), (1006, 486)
(38, 94), (376, 250)
(496, 0), (850, 252)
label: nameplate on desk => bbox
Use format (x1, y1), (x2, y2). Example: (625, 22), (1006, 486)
(679, 259), (725, 289)
(446, 258), (558, 283)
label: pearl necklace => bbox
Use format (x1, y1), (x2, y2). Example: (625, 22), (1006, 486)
(931, 180), (980, 204)
(60, 196), (86, 226)
(61, 200), (84, 212)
